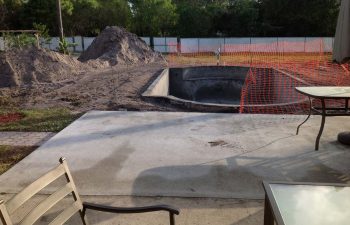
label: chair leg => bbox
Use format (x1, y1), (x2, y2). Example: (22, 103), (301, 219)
(80, 208), (89, 225)
(169, 212), (175, 225)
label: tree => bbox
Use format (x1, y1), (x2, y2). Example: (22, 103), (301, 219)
(175, 3), (211, 37)
(0, 0), (341, 37)
(259, 0), (340, 36)
(211, 0), (260, 37)
(130, 0), (178, 36)
(64, 0), (100, 35)
(172, 0), (216, 37)
(64, 0), (131, 36)
(0, 0), (24, 29)
(20, 0), (73, 35)
(0, 0), (7, 27)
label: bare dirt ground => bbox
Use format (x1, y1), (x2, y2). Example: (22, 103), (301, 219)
(0, 26), (176, 113)
(0, 62), (176, 112)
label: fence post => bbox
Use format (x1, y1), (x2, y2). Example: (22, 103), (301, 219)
(197, 38), (200, 53)
(150, 37), (154, 50)
(72, 36), (76, 52)
(223, 38), (226, 53)
(177, 37), (181, 54)
(81, 36), (85, 51)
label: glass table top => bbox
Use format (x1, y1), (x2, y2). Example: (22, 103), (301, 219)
(270, 184), (350, 225)
(296, 87), (350, 98)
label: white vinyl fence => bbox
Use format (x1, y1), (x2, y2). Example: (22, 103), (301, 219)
(0, 36), (334, 53)
(181, 37), (333, 53)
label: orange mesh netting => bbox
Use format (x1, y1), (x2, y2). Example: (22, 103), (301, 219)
(166, 38), (350, 114)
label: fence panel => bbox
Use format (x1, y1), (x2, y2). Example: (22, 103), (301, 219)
(41, 38), (51, 50)
(74, 36), (83, 52)
(49, 37), (60, 51)
(323, 37), (334, 52)
(223, 38), (251, 53)
(154, 37), (166, 52)
(0, 36), (336, 54)
(165, 37), (177, 53)
(198, 38), (224, 52)
(251, 37), (278, 52)
(277, 37), (305, 53)
(181, 38), (199, 53)
(141, 37), (150, 45)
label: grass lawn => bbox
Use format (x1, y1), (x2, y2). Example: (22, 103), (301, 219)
(0, 108), (80, 132)
(0, 145), (37, 175)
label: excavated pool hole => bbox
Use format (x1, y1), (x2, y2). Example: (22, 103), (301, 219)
(142, 66), (307, 113)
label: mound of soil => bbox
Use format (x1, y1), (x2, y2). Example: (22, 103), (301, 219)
(78, 26), (165, 67)
(0, 47), (88, 88)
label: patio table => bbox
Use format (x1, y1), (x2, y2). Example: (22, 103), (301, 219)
(295, 86), (350, 150)
(263, 181), (350, 225)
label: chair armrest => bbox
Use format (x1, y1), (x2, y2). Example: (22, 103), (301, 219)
(82, 202), (180, 215)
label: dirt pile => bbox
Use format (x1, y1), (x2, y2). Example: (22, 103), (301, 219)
(78, 26), (165, 67)
(0, 47), (88, 88)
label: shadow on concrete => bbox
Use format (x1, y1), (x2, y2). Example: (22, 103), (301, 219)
(229, 210), (263, 225)
(65, 143), (350, 224)
(72, 141), (136, 193)
(30, 137), (350, 225)
(131, 144), (350, 200)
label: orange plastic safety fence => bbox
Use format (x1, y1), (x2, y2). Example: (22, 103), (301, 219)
(166, 38), (350, 114)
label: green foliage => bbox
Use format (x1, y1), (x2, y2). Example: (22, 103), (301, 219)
(0, 108), (79, 132)
(20, 0), (73, 35)
(58, 37), (77, 55)
(0, 0), (24, 29)
(130, 0), (178, 36)
(1, 23), (51, 50)
(65, 0), (131, 36)
(33, 22), (52, 46)
(2, 32), (36, 49)
(0, 0), (342, 37)
(259, 0), (340, 36)
(214, 0), (260, 36)
(0, 1), (6, 25)
(174, 2), (212, 37)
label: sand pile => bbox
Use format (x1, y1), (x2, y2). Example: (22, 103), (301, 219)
(0, 47), (88, 88)
(78, 26), (165, 67)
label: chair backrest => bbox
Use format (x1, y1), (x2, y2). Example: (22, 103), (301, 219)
(0, 157), (87, 225)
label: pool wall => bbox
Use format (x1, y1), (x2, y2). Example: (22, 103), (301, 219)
(169, 66), (249, 105)
(142, 66), (308, 113)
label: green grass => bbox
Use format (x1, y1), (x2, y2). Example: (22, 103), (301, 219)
(0, 145), (37, 175)
(0, 108), (80, 132)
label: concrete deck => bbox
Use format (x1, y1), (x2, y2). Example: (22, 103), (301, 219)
(0, 194), (263, 225)
(0, 111), (350, 199)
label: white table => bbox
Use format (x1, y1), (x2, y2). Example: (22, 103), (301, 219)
(295, 87), (350, 150)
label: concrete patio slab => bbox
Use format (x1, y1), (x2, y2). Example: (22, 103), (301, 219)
(0, 111), (350, 199)
(0, 194), (263, 225)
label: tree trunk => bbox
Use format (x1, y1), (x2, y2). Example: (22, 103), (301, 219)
(56, 0), (64, 40)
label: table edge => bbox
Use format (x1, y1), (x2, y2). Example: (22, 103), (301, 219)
(295, 87), (350, 99)
(262, 181), (350, 225)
